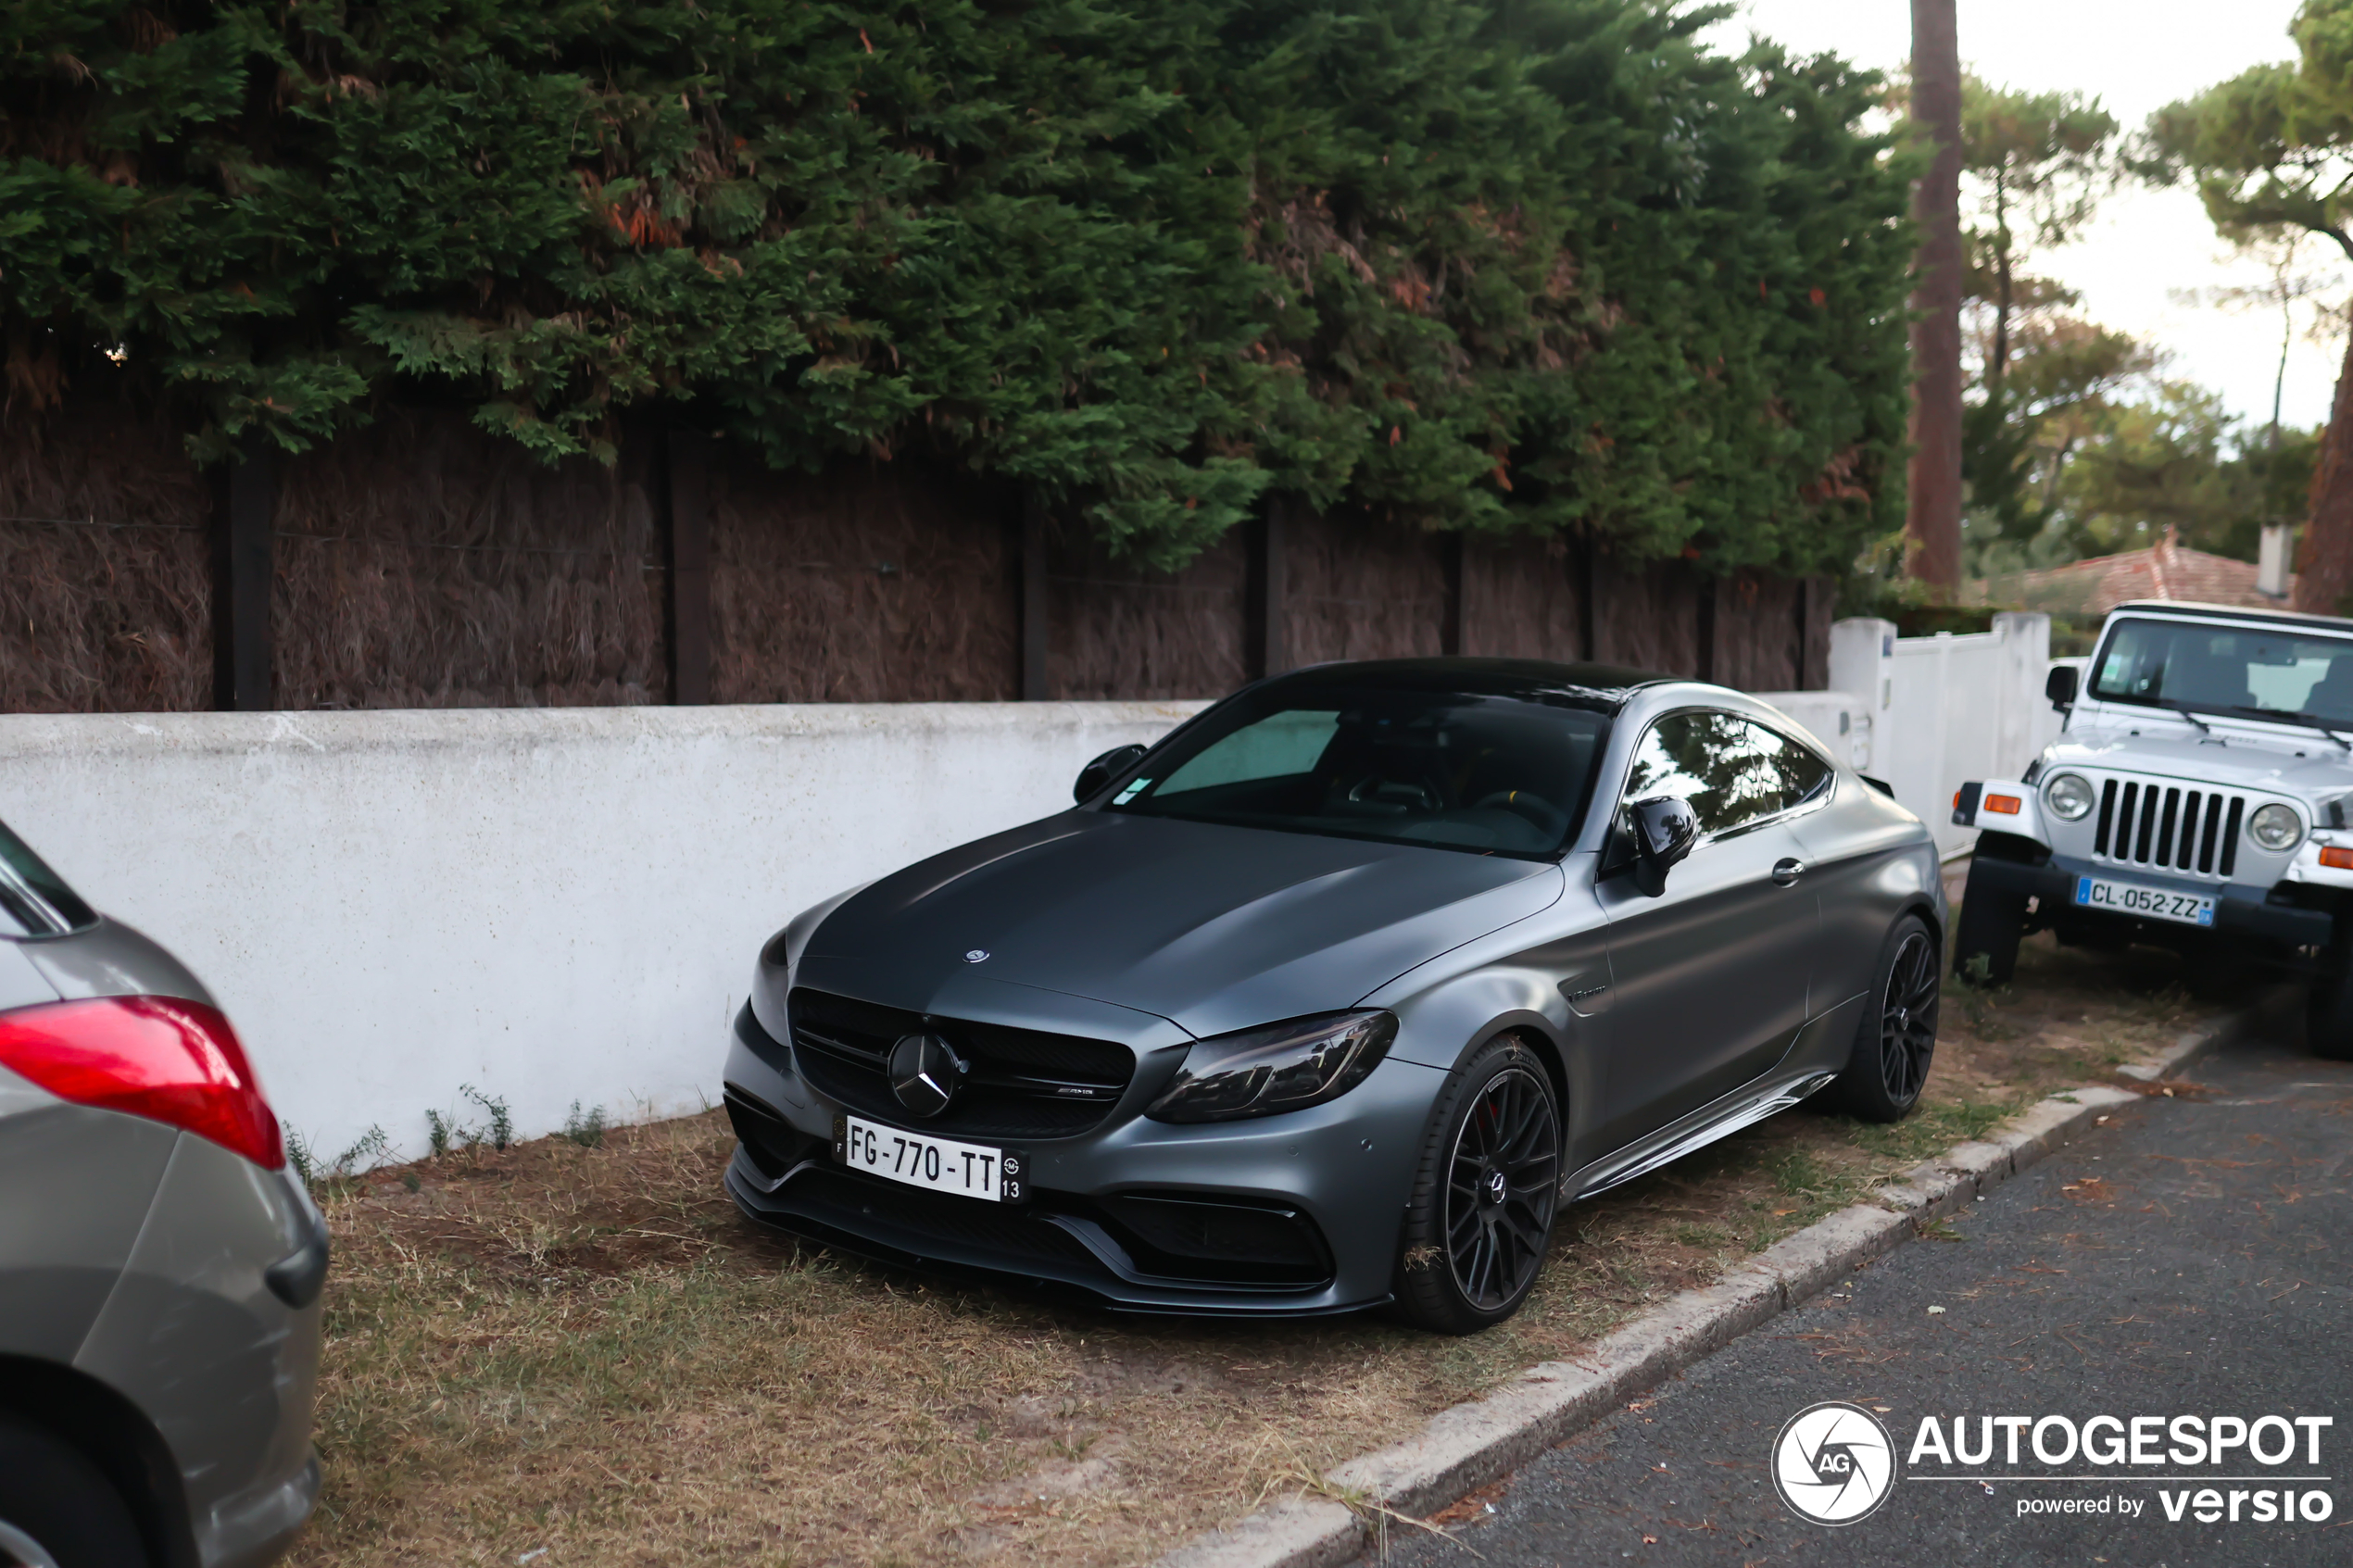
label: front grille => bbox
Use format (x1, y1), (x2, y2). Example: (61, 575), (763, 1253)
(2091, 777), (2244, 880)
(787, 987), (1135, 1139)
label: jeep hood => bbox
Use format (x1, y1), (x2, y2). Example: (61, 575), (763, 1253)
(798, 810), (1564, 1039)
(2049, 729), (2353, 800)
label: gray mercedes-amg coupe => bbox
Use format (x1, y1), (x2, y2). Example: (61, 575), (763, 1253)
(723, 659), (1945, 1333)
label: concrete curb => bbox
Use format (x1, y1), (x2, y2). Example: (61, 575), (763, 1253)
(1151, 992), (2286, 1568)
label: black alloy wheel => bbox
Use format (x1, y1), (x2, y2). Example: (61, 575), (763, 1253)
(1879, 929), (1939, 1102)
(1394, 1035), (1562, 1334)
(1830, 914), (1940, 1123)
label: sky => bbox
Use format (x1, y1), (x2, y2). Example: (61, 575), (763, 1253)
(1718, 0), (2341, 432)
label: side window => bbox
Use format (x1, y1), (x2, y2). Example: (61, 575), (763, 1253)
(1760, 723), (1831, 807)
(1622, 712), (1823, 837)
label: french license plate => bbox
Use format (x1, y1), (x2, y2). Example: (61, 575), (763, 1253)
(2073, 876), (2216, 928)
(834, 1114), (1026, 1203)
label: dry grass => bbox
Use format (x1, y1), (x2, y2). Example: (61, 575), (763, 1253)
(290, 932), (2213, 1568)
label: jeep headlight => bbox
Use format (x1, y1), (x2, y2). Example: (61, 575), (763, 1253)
(2045, 772), (2095, 822)
(2248, 803), (2304, 853)
(1146, 1010), (1396, 1123)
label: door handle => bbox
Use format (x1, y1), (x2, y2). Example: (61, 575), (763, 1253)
(1771, 858), (1806, 886)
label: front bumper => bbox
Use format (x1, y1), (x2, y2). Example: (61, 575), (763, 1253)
(722, 1002), (1444, 1315)
(1969, 854), (2334, 958)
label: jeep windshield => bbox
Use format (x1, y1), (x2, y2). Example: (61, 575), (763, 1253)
(2091, 617), (2353, 733)
(1103, 677), (1614, 859)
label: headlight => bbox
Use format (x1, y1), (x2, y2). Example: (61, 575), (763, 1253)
(2045, 772), (2095, 821)
(1146, 1010), (1396, 1123)
(2249, 803), (2304, 852)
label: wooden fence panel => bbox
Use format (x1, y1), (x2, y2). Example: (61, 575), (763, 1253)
(1285, 509), (1451, 667)
(710, 453), (1020, 703)
(1592, 556), (1703, 675)
(0, 402), (212, 713)
(271, 410), (667, 709)
(1045, 526), (1247, 699)
(1462, 535), (1587, 663)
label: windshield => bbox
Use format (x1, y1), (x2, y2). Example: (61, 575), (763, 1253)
(2091, 618), (2353, 728)
(1102, 684), (1612, 858)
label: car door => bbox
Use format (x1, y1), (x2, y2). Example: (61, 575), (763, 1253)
(1591, 710), (1823, 1150)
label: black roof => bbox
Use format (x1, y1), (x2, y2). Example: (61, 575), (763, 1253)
(1263, 657), (1673, 714)
(2107, 599), (2353, 633)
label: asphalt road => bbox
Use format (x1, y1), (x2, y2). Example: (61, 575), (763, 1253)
(1367, 1027), (2353, 1568)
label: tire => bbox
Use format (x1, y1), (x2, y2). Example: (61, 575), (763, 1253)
(2307, 969), (2353, 1061)
(1827, 915), (1941, 1123)
(0, 1416), (148, 1568)
(1391, 1035), (1562, 1335)
(1951, 872), (2023, 987)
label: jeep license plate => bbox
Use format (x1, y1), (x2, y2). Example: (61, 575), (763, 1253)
(834, 1114), (1026, 1203)
(2072, 876), (2216, 928)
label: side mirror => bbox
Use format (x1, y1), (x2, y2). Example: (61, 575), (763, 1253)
(1628, 796), (1699, 897)
(1075, 742), (1149, 804)
(2045, 665), (2079, 712)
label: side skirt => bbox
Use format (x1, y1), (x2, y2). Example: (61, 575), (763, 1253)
(1567, 1069), (1840, 1200)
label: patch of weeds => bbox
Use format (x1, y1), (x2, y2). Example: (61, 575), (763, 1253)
(292, 1124), (391, 1200)
(1770, 1149), (1831, 1198)
(1953, 959), (2019, 1039)
(1918, 1218), (1965, 1242)
(461, 1085), (513, 1150)
(426, 1108), (457, 1158)
(1672, 1223), (1727, 1249)
(563, 1101), (608, 1148)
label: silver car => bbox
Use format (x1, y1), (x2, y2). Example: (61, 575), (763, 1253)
(0, 820), (323, 1568)
(724, 659), (1945, 1333)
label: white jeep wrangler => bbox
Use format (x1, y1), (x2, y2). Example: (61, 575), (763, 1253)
(1954, 598), (2353, 1060)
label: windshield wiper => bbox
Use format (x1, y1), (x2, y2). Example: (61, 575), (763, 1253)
(2141, 701), (2220, 736)
(2219, 704), (2353, 754)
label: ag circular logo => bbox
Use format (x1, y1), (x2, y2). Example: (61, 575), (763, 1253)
(1771, 1401), (1898, 1525)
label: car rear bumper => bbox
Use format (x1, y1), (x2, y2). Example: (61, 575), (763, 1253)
(1969, 854), (2334, 956)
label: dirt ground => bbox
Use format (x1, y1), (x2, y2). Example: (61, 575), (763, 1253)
(287, 934), (2224, 1568)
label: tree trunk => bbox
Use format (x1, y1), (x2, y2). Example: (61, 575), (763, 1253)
(1906, 0), (1965, 596)
(2294, 321), (2353, 616)
(1990, 175), (2011, 395)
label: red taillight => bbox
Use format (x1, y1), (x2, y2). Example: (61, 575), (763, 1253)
(0, 995), (283, 1170)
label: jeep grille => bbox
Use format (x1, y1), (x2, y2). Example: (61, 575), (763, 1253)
(2091, 778), (2243, 880)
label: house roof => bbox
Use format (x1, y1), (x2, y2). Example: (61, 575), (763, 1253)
(1977, 529), (2292, 616)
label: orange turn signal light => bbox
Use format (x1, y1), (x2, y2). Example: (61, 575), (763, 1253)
(2320, 846), (2353, 871)
(1982, 794), (2021, 815)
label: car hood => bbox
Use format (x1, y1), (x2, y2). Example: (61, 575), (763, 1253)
(2051, 728), (2353, 800)
(799, 811), (1564, 1039)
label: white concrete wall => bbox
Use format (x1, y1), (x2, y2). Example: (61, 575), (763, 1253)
(0, 702), (1202, 1165)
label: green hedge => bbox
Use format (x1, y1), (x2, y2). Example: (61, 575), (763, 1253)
(2, 1), (1913, 571)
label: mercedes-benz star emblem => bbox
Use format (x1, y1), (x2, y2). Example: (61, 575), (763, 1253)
(887, 1033), (967, 1118)
(963, 949), (989, 963)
